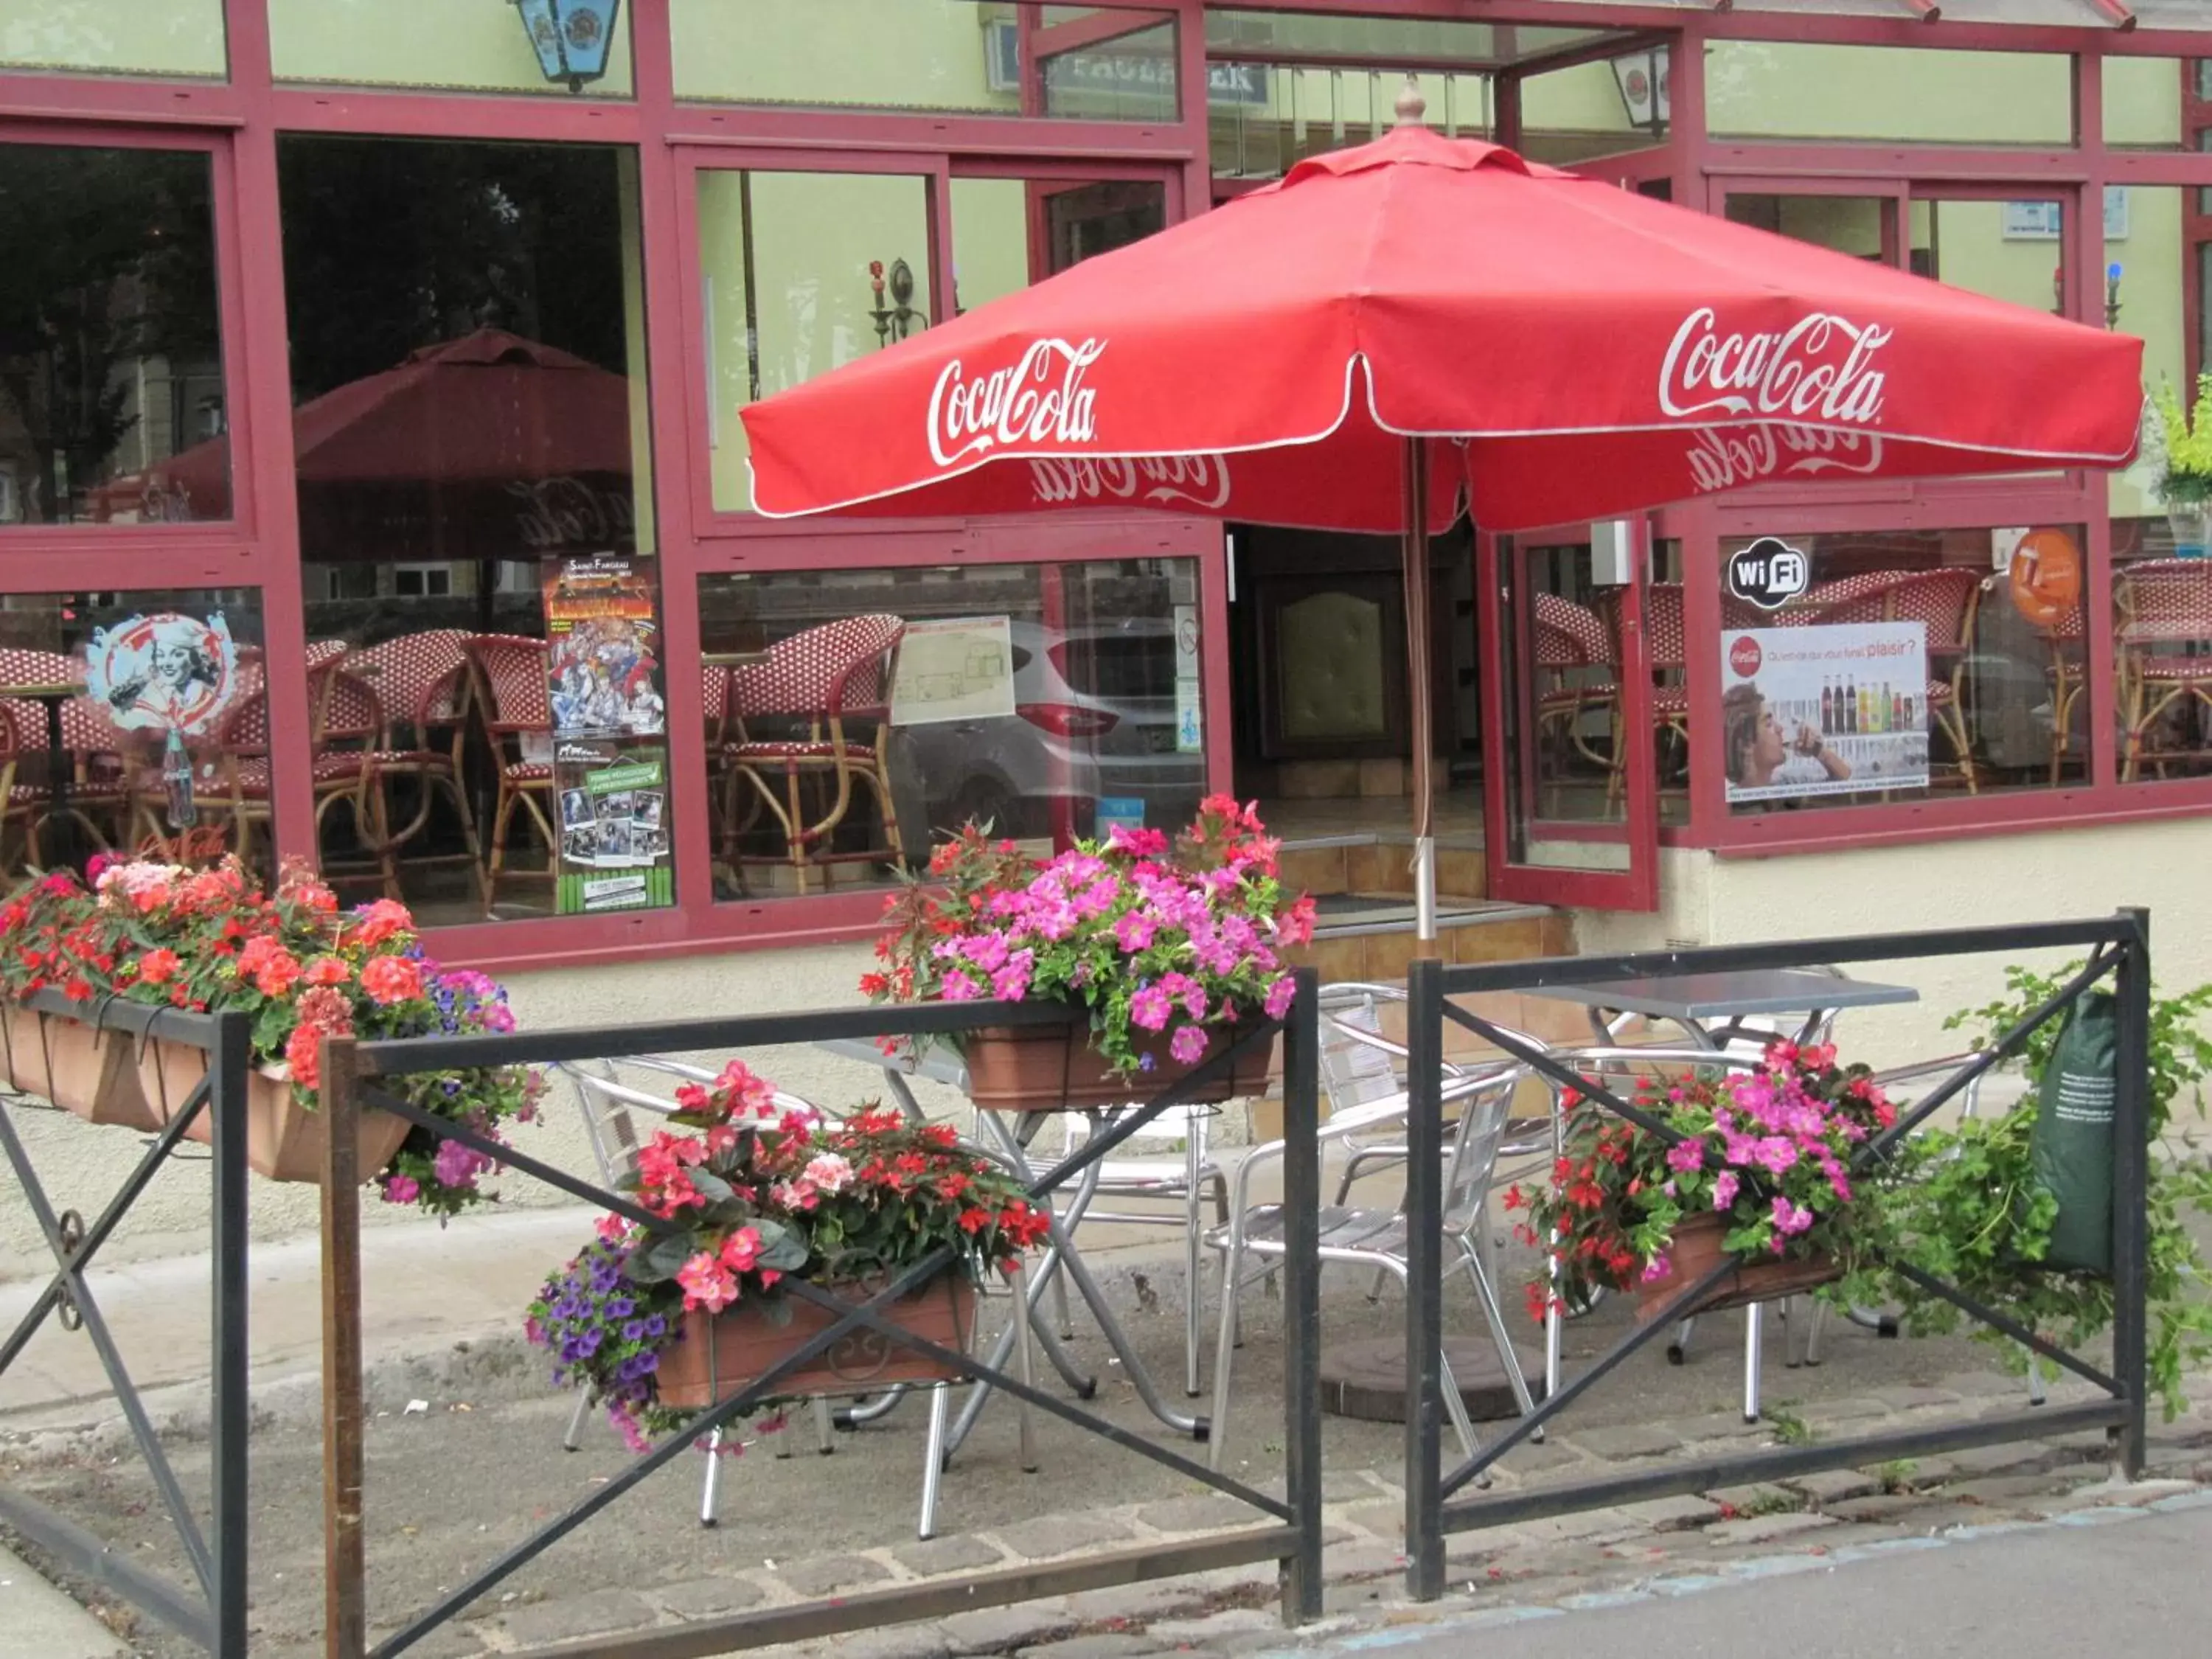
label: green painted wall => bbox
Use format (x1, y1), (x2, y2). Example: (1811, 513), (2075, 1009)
(1708, 42), (2071, 144)
(0, 0), (224, 77)
(268, 0), (635, 97)
(671, 0), (1019, 112)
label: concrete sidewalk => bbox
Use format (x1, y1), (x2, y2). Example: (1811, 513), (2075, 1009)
(0, 1204), (603, 1429)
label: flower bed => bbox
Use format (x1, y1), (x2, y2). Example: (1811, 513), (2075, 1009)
(863, 796), (1313, 1102)
(529, 1059), (1046, 1451)
(0, 858), (540, 1214)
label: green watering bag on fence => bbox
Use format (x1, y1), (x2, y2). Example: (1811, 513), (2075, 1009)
(2029, 990), (2118, 1276)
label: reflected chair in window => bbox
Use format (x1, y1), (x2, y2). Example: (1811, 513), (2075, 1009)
(2115, 560), (2212, 783)
(343, 633), (484, 904)
(1600, 583), (1692, 805)
(726, 615), (908, 895)
(197, 661), (377, 873)
(1801, 568), (1984, 793)
(460, 635), (557, 917)
(0, 649), (98, 866)
(1532, 592), (1618, 811)
(2041, 599), (2088, 786)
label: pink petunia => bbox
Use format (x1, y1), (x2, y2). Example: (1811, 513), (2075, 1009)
(1169, 1024), (1208, 1065)
(1711, 1169), (1740, 1210)
(1770, 1196), (1815, 1236)
(1665, 1138), (1705, 1175)
(1263, 974), (1297, 1021)
(1130, 983), (1172, 1032)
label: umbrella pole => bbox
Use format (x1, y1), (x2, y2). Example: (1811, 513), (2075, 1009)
(1399, 436), (1437, 947)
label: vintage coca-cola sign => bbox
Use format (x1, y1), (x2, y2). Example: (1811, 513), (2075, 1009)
(1660, 307), (1892, 428)
(928, 337), (1106, 467)
(1027, 453), (1234, 512)
(509, 477), (636, 551)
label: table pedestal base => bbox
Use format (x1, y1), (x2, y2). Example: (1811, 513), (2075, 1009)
(1318, 1335), (1546, 1424)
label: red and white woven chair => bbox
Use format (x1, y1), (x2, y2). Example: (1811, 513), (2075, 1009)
(1532, 591), (1618, 785)
(461, 634), (557, 917)
(1801, 568), (1984, 793)
(343, 631), (484, 902)
(194, 661), (375, 871)
(1599, 582), (1693, 805)
(726, 614), (908, 894)
(2115, 560), (2212, 782)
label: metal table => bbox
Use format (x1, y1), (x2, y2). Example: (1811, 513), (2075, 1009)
(814, 1035), (1208, 1448)
(1523, 968), (1920, 1415)
(1527, 967), (1919, 1051)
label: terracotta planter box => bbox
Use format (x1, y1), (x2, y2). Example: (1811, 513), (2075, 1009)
(655, 1275), (978, 1410)
(1, 1004), (161, 1132)
(1635, 1211), (1841, 1323)
(137, 1040), (413, 1185)
(962, 1023), (1274, 1113)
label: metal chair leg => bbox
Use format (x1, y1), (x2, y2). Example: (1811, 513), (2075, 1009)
(918, 1383), (950, 1540)
(1458, 1240), (1539, 1433)
(561, 1388), (591, 1452)
(1206, 1233), (1243, 1473)
(1186, 1132), (1205, 1397)
(700, 1426), (724, 1527)
(813, 1396), (835, 1454)
(1742, 1303), (1763, 1424)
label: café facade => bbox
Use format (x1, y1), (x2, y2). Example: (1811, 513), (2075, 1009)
(3, 0), (2211, 1050)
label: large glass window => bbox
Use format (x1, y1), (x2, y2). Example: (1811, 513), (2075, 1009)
(2109, 185), (2184, 568)
(0, 1), (225, 79)
(277, 137), (662, 926)
(699, 559), (1205, 900)
(671, 1), (1176, 121)
(1518, 52), (1667, 167)
(269, 0), (633, 98)
(1209, 62), (1486, 181)
(2104, 58), (2195, 150)
(698, 168), (936, 513)
(0, 142), (226, 526)
(1708, 44), (2071, 146)
(1718, 528), (2087, 815)
(0, 587), (270, 889)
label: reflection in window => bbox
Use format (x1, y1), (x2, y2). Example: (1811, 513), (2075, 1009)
(0, 0), (226, 79)
(1, 144), (226, 526)
(0, 588), (270, 888)
(672, 1), (1175, 121)
(1708, 44), (2070, 145)
(276, 136), (664, 926)
(269, 0), (633, 97)
(699, 560), (1205, 901)
(698, 170), (933, 511)
(1209, 62), (1488, 181)
(1718, 529), (2086, 814)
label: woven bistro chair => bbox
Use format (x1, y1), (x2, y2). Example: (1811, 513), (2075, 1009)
(461, 635), (558, 917)
(1599, 582), (1692, 804)
(726, 615), (908, 894)
(2115, 559), (2212, 782)
(1532, 591), (1618, 792)
(1799, 568), (1984, 793)
(341, 633), (484, 902)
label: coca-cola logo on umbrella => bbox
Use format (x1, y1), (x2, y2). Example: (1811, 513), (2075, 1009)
(929, 337), (1106, 467)
(1660, 307), (1893, 428)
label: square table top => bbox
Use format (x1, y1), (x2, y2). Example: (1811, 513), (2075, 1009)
(1523, 968), (1919, 1023)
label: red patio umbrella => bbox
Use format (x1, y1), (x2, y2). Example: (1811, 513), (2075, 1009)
(740, 88), (2144, 939)
(97, 328), (633, 522)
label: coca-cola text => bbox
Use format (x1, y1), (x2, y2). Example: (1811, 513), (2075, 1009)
(1660, 307), (1891, 428)
(1028, 453), (1233, 512)
(928, 338), (1105, 467)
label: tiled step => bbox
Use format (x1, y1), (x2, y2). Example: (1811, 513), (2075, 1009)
(1279, 837), (1487, 902)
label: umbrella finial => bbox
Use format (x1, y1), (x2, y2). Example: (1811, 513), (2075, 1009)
(1394, 74), (1426, 127)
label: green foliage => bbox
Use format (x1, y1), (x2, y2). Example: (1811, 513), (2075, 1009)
(1766, 1402), (1815, 1447)
(1845, 961), (2212, 1419)
(2155, 375), (2212, 504)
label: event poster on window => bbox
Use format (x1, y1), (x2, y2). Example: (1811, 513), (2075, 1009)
(543, 554), (675, 914)
(1721, 622), (1930, 804)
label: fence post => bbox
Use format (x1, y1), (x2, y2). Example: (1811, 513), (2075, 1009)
(2112, 908), (2151, 1480)
(207, 1011), (252, 1659)
(321, 1037), (369, 1659)
(1402, 956), (1446, 1601)
(1279, 967), (1324, 1624)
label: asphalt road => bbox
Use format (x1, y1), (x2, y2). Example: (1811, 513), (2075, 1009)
(1366, 1502), (2212, 1659)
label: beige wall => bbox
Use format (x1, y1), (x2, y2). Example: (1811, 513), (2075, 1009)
(0, 0), (224, 77)
(671, 0), (1020, 111)
(1707, 42), (2071, 145)
(1577, 821), (2197, 1072)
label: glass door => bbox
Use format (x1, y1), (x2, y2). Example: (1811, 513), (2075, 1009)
(1479, 524), (1658, 910)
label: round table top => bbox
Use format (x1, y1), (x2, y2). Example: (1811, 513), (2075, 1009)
(0, 683), (81, 700)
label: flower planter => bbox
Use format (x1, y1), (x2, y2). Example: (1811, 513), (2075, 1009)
(655, 1274), (978, 1409)
(136, 1040), (412, 1184)
(2167, 503), (2211, 559)
(961, 1023), (1273, 1113)
(1, 1004), (161, 1131)
(1635, 1211), (1841, 1323)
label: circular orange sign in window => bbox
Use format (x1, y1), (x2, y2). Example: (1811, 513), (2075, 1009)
(2008, 528), (2081, 627)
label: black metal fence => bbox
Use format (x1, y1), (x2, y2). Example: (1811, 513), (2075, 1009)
(0, 989), (252, 1656)
(315, 970), (1326, 1659)
(1399, 913), (2153, 1600)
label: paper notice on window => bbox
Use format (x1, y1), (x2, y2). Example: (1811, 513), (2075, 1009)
(889, 616), (1016, 726)
(1721, 620), (1929, 804)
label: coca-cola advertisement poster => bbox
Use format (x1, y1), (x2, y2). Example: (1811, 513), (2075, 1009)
(1720, 621), (1930, 804)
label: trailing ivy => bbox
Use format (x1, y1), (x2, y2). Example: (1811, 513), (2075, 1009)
(1843, 964), (2212, 1419)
